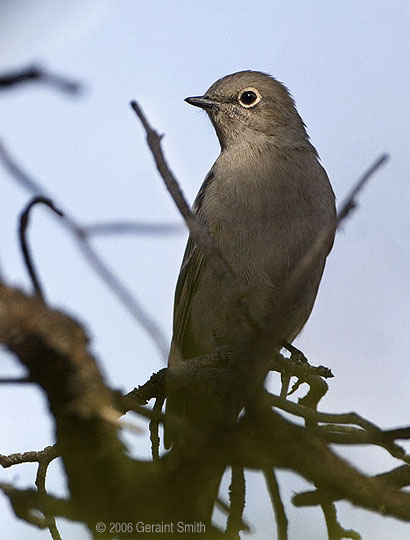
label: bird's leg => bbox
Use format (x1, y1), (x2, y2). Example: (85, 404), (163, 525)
(280, 373), (291, 398)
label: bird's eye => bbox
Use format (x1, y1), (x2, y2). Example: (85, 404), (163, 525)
(238, 87), (261, 108)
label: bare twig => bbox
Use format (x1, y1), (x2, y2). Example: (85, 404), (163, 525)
(337, 154), (389, 222)
(0, 444), (61, 538)
(321, 501), (361, 540)
(294, 465), (410, 507)
(130, 101), (255, 331)
(129, 103), (203, 241)
(19, 197), (64, 301)
(0, 445), (58, 469)
(0, 140), (168, 359)
(270, 155), (389, 350)
(35, 455), (62, 540)
(264, 468), (288, 540)
(215, 497), (250, 531)
(0, 65), (82, 95)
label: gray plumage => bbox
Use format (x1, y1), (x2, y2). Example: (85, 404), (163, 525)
(165, 71), (336, 449)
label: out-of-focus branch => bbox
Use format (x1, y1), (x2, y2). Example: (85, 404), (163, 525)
(0, 377), (32, 384)
(321, 502), (361, 540)
(293, 465), (410, 507)
(0, 140), (169, 359)
(264, 469), (288, 540)
(0, 282), (132, 519)
(0, 65), (82, 95)
(19, 197), (64, 302)
(81, 220), (183, 236)
(1, 281), (408, 529)
(0, 282), (228, 535)
(226, 466), (246, 539)
(0, 483), (80, 525)
(226, 409), (410, 521)
(1, 445), (58, 469)
(35, 449), (62, 540)
(318, 425), (410, 463)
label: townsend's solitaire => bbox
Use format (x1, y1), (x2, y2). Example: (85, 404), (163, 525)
(165, 70), (336, 458)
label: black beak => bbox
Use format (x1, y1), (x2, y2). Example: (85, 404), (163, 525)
(185, 95), (216, 109)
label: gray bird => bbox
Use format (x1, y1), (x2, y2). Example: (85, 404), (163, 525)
(165, 69), (336, 470)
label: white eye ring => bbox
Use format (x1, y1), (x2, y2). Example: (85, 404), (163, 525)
(238, 87), (262, 108)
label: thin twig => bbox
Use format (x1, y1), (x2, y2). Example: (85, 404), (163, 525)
(321, 501), (361, 540)
(215, 497), (250, 531)
(0, 377), (33, 384)
(0, 441), (62, 539)
(264, 468), (288, 540)
(129, 101), (251, 315)
(337, 154), (389, 222)
(0, 139), (169, 359)
(35, 457), (62, 540)
(271, 155), (389, 348)
(0, 445), (59, 469)
(19, 197), (64, 301)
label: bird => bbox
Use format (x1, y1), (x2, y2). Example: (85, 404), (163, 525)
(164, 70), (336, 519)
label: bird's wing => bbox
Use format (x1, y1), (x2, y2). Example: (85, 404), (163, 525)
(171, 237), (205, 357)
(170, 170), (214, 362)
(165, 172), (214, 449)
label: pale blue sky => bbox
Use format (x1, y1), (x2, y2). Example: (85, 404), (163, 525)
(1, 2), (409, 539)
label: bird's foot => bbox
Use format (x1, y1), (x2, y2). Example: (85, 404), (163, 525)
(282, 341), (309, 364)
(214, 344), (233, 367)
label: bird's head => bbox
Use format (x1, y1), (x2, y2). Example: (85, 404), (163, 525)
(185, 70), (309, 150)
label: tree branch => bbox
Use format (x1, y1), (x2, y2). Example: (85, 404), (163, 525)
(0, 65), (82, 95)
(19, 196), (64, 301)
